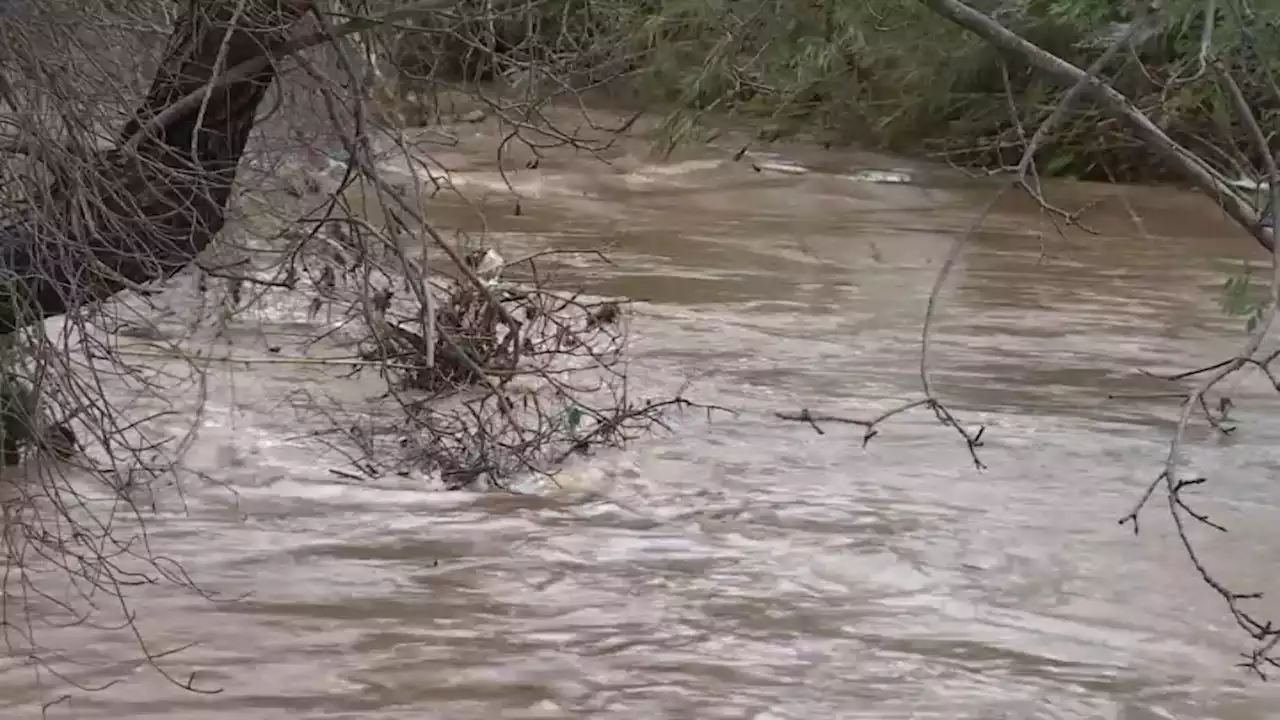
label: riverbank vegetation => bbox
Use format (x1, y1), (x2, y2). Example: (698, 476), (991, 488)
(370, 0), (1280, 184)
(639, 0), (1280, 184)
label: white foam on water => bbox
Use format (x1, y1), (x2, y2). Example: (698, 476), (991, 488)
(619, 158), (730, 186)
(372, 155), (455, 186)
(241, 476), (442, 509)
(752, 160), (809, 175)
(374, 157), (582, 200)
(447, 171), (560, 197)
(845, 168), (914, 184)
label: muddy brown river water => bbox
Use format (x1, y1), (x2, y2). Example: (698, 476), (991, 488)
(4, 118), (1280, 718)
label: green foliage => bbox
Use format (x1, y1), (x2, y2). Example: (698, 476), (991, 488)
(0, 281), (40, 466)
(539, 0), (1280, 181)
(1220, 261), (1268, 334)
(382, 0), (1280, 178)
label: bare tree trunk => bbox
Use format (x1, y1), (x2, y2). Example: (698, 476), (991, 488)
(0, 0), (315, 333)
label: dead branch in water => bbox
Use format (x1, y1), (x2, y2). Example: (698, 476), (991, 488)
(0, 0), (700, 707)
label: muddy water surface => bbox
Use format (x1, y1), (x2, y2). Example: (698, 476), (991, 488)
(6, 118), (1280, 719)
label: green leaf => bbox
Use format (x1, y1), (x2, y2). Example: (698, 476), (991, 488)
(1221, 261), (1259, 317)
(1043, 152), (1076, 177)
(566, 405), (583, 431)
(1246, 307), (1266, 335)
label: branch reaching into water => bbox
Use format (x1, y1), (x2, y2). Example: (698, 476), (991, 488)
(1111, 56), (1280, 676)
(916, 0), (1280, 676)
(776, 0), (1133, 470)
(776, 401), (986, 468)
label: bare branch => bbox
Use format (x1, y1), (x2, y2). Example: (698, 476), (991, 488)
(919, 0), (1274, 252)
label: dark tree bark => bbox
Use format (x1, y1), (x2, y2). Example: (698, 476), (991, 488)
(0, 0), (315, 334)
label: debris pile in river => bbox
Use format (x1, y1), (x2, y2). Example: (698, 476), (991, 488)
(339, 244), (675, 490)
(203, 199), (694, 490)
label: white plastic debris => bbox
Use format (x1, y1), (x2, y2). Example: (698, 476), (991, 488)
(844, 168), (913, 184)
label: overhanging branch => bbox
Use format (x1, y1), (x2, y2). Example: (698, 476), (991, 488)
(919, 0), (1274, 252)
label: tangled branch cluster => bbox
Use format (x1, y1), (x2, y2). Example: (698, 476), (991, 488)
(276, 219), (669, 490)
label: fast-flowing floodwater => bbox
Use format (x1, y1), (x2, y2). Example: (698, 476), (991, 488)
(4, 114), (1280, 719)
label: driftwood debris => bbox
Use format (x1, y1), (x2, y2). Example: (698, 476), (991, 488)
(0, 0), (315, 334)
